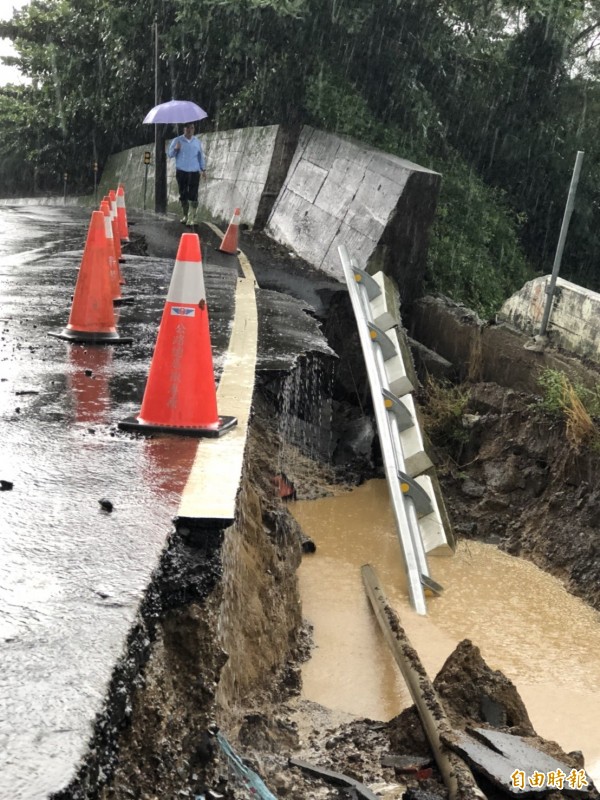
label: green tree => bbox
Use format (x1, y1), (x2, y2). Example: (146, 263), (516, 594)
(1, 0), (600, 309)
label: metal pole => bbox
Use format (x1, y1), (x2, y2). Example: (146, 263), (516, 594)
(154, 18), (158, 108)
(154, 16), (158, 205)
(143, 163), (148, 210)
(538, 150), (584, 338)
(153, 18), (167, 214)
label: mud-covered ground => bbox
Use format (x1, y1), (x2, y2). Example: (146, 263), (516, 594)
(212, 382), (600, 800)
(58, 223), (600, 799)
(60, 376), (598, 800)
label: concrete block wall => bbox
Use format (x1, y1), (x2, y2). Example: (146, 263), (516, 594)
(266, 126), (441, 305)
(98, 144), (153, 210)
(98, 125), (291, 228)
(497, 276), (600, 364)
(195, 126), (295, 227)
(410, 295), (600, 393)
(99, 124), (442, 309)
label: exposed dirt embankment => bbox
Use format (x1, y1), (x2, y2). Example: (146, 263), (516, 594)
(53, 371), (600, 800)
(53, 272), (600, 798)
(53, 388), (340, 799)
(435, 382), (600, 612)
(215, 397), (307, 713)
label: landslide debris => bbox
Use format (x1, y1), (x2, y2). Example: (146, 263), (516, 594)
(58, 377), (600, 799)
(58, 218), (600, 798)
(174, 385), (600, 799)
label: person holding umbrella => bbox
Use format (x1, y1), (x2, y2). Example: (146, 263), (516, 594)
(167, 121), (206, 226)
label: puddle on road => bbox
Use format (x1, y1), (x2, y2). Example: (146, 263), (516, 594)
(292, 479), (600, 785)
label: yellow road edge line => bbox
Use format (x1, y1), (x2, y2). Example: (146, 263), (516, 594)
(177, 231), (258, 522)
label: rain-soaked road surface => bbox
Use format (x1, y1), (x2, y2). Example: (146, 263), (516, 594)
(0, 204), (240, 799)
(0, 202), (340, 799)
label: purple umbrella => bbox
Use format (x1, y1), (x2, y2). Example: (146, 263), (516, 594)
(143, 99), (208, 124)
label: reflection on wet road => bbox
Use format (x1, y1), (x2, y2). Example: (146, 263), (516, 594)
(0, 205), (237, 798)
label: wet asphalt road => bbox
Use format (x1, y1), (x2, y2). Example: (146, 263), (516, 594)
(0, 203), (338, 799)
(0, 204), (241, 798)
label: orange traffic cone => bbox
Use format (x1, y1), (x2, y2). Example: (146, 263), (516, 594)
(49, 211), (132, 344)
(100, 201), (132, 305)
(118, 233), (237, 437)
(218, 207), (241, 254)
(107, 190), (125, 264)
(116, 184), (130, 242)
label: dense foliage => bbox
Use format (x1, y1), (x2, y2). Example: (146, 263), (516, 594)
(2, 0), (600, 315)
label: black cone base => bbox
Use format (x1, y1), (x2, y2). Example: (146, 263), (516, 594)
(113, 295), (134, 306)
(118, 415), (238, 438)
(49, 328), (132, 345)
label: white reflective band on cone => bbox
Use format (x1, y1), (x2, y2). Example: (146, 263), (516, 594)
(166, 260), (206, 304)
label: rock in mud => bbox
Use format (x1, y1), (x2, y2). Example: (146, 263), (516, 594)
(433, 639), (534, 733)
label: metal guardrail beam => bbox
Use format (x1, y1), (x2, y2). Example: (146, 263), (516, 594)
(339, 244), (429, 615)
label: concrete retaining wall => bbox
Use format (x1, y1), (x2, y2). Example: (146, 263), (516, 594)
(497, 276), (600, 364)
(409, 295), (600, 393)
(98, 125), (294, 229)
(266, 126), (441, 305)
(100, 124), (441, 307)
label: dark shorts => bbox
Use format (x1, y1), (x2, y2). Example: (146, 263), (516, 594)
(175, 169), (200, 203)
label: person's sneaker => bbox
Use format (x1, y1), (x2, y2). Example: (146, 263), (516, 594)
(186, 209), (197, 226)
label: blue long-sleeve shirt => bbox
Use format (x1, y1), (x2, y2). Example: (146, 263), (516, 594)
(167, 135), (206, 172)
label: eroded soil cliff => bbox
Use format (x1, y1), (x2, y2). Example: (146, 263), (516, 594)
(433, 381), (600, 613)
(54, 222), (600, 798)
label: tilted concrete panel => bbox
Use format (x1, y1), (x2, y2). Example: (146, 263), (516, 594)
(268, 188), (339, 267)
(300, 125), (339, 170)
(314, 157), (358, 219)
(267, 126), (441, 306)
(288, 159), (328, 203)
(498, 276), (600, 364)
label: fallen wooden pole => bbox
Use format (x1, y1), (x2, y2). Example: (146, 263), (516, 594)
(361, 564), (486, 800)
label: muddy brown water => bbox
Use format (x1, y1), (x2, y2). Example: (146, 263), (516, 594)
(292, 479), (600, 784)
